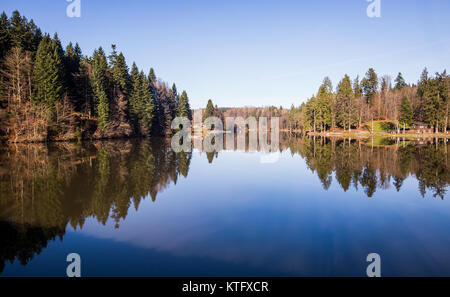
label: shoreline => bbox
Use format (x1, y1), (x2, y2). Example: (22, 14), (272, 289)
(306, 131), (450, 139)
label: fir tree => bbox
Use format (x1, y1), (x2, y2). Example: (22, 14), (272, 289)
(148, 69), (162, 134)
(399, 95), (413, 128)
(361, 68), (378, 105)
(204, 99), (215, 119)
(336, 75), (356, 130)
(140, 73), (154, 135)
(32, 35), (63, 115)
(129, 62), (141, 128)
(315, 79), (333, 131)
(149, 68), (156, 82)
(353, 75), (362, 98)
(91, 47), (110, 130)
(394, 72), (407, 90)
(177, 90), (192, 120)
(0, 12), (10, 59)
(108, 45), (130, 94)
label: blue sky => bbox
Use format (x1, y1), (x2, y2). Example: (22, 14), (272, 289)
(2, 0), (450, 108)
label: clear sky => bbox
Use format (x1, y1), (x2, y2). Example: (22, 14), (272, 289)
(2, 0), (450, 108)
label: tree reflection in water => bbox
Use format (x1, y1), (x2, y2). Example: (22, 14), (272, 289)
(0, 135), (448, 272)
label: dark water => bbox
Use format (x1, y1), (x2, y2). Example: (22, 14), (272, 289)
(0, 135), (449, 276)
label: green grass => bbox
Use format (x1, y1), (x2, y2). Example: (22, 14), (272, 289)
(364, 121), (397, 133)
(366, 137), (412, 147)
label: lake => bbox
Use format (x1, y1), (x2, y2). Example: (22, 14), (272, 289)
(0, 134), (449, 276)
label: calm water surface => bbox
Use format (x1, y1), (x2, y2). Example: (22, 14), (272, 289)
(0, 135), (449, 276)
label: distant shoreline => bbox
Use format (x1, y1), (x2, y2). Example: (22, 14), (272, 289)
(306, 131), (450, 139)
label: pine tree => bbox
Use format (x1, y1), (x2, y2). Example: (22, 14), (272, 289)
(76, 57), (93, 116)
(148, 69), (162, 134)
(353, 75), (362, 98)
(420, 75), (445, 132)
(140, 73), (154, 135)
(420, 67), (429, 84)
(128, 65), (154, 135)
(204, 99), (215, 119)
(171, 83), (178, 107)
(0, 12), (10, 59)
(168, 83), (178, 121)
(163, 84), (175, 135)
(64, 42), (82, 103)
(361, 68), (378, 105)
(149, 68), (156, 82)
(336, 75), (356, 130)
(315, 79), (332, 131)
(129, 62), (141, 129)
(399, 95), (413, 128)
(65, 42), (81, 75)
(108, 45), (130, 94)
(394, 72), (407, 90)
(177, 90), (192, 120)
(32, 35), (63, 115)
(91, 47), (109, 130)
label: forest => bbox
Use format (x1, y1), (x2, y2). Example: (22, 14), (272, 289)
(1, 11), (449, 143)
(201, 67), (449, 135)
(0, 11), (192, 143)
(284, 68), (450, 134)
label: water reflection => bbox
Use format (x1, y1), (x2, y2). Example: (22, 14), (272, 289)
(0, 139), (191, 272)
(0, 135), (448, 274)
(284, 136), (449, 198)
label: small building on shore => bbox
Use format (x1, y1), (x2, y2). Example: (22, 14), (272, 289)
(411, 122), (434, 134)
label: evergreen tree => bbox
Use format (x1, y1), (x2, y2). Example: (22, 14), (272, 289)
(64, 42), (82, 102)
(129, 63), (141, 128)
(32, 35), (63, 114)
(420, 74), (445, 132)
(361, 68), (378, 105)
(168, 83), (177, 123)
(177, 90), (192, 120)
(204, 99), (215, 119)
(336, 75), (356, 130)
(171, 83), (178, 108)
(420, 67), (429, 84)
(353, 75), (362, 98)
(394, 72), (407, 90)
(91, 47), (109, 130)
(108, 45), (130, 94)
(9, 11), (42, 53)
(149, 68), (156, 82)
(139, 71), (154, 135)
(0, 12), (10, 59)
(76, 57), (93, 116)
(65, 42), (81, 75)
(148, 69), (162, 134)
(399, 95), (413, 128)
(315, 79), (332, 131)
(129, 65), (155, 135)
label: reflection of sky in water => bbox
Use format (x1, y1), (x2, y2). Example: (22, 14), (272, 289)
(3, 149), (450, 276)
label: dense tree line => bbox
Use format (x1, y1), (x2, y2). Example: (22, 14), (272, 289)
(282, 135), (449, 199)
(286, 68), (449, 134)
(0, 139), (192, 271)
(0, 11), (192, 142)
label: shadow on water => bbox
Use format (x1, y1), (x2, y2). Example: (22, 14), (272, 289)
(0, 134), (448, 273)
